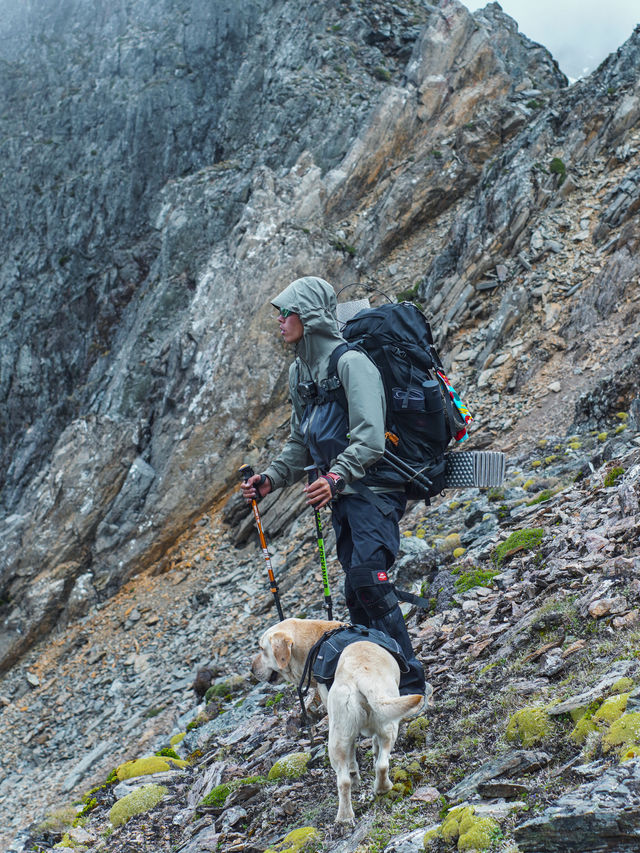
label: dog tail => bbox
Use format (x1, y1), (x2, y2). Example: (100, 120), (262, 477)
(365, 692), (424, 722)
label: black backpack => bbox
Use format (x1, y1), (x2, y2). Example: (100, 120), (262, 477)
(328, 301), (469, 500)
(299, 624), (409, 696)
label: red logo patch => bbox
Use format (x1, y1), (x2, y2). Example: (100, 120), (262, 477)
(377, 571), (388, 582)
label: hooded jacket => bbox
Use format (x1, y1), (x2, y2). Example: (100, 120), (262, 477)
(263, 276), (387, 491)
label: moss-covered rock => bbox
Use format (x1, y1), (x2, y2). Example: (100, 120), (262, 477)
(593, 693), (629, 725)
(440, 806), (499, 851)
(406, 715), (430, 746)
(493, 528), (543, 566)
(610, 678), (634, 695)
(570, 713), (599, 745)
(198, 775), (267, 810)
(200, 782), (232, 807)
(264, 826), (321, 852)
(169, 732), (186, 747)
(602, 712), (640, 759)
(205, 674), (247, 701)
(453, 567), (498, 593)
(108, 784), (168, 827)
(267, 752), (311, 781)
(115, 755), (188, 781)
(437, 533), (462, 553)
(505, 707), (552, 747)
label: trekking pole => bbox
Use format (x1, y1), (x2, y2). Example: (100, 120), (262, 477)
(304, 464), (333, 620)
(383, 449), (434, 497)
(238, 464), (284, 621)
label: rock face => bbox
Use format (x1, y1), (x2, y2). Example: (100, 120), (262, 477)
(0, 0), (571, 670)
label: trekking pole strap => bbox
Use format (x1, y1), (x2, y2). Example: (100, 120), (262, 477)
(392, 584), (433, 609)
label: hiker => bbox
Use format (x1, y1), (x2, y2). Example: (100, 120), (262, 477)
(241, 276), (426, 695)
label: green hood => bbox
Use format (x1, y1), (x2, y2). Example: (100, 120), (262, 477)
(272, 276), (345, 381)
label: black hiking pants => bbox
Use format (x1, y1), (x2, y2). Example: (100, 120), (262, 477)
(331, 491), (426, 695)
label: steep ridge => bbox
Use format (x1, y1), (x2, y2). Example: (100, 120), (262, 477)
(0, 0), (569, 674)
(0, 0), (639, 850)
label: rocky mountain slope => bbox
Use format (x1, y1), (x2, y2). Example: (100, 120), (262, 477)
(1, 0), (640, 850)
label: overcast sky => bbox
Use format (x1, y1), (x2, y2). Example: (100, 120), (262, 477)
(462, 0), (639, 80)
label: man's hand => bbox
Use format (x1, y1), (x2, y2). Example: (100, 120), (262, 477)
(241, 474), (272, 502)
(304, 472), (344, 509)
(304, 476), (333, 509)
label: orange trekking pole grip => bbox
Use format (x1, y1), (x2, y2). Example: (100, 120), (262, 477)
(239, 464), (285, 621)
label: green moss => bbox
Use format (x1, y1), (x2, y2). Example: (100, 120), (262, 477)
(505, 707), (552, 747)
(615, 424), (627, 434)
(200, 783), (232, 807)
(108, 784), (168, 827)
(602, 712), (640, 759)
(155, 747), (180, 760)
(493, 528), (544, 566)
(526, 489), (553, 506)
(391, 768), (413, 796)
(268, 752), (311, 781)
(205, 675), (246, 701)
(611, 678), (634, 694)
(115, 755), (188, 781)
(264, 826), (321, 853)
(593, 693), (629, 725)
(440, 806), (499, 851)
(452, 547), (466, 559)
(549, 157), (567, 184)
(423, 826), (441, 848)
(437, 533), (462, 553)
(55, 831), (87, 850)
(170, 732), (186, 747)
(604, 467), (625, 487)
(266, 691), (285, 708)
(373, 66), (392, 82)
(75, 797), (98, 819)
(597, 432), (608, 442)
(570, 711), (599, 745)
(198, 775), (267, 809)
(453, 567), (499, 593)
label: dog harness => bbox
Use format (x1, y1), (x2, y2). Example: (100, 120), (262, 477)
(298, 624), (409, 699)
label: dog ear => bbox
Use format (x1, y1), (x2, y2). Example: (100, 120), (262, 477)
(271, 632), (293, 669)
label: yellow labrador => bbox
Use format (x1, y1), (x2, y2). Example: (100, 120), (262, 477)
(252, 618), (424, 823)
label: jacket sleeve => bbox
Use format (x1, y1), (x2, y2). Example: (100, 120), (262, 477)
(329, 350), (386, 483)
(263, 363), (310, 489)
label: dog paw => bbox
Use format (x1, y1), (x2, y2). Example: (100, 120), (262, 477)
(335, 812), (356, 826)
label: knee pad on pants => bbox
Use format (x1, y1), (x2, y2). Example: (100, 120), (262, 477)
(348, 565), (398, 620)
